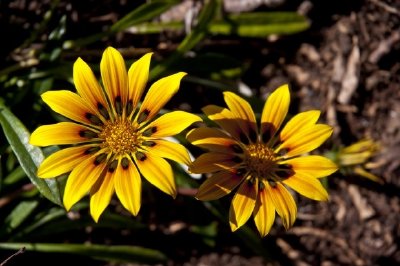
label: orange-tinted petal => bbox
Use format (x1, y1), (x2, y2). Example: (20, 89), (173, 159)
(73, 57), (109, 114)
(128, 52), (152, 111)
(90, 170), (115, 222)
(268, 182), (297, 229)
(253, 183), (276, 237)
(135, 153), (176, 198)
(142, 111), (201, 138)
(196, 171), (244, 201)
(41, 90), (102, 126)
(186, 127), (240, 153)
(283, 173), (329, 201)
(63, 154), (107, 211)
(279, 124), (333, 157)
(30, 122), (98, 146)
(229, 177), (258, 232)
(261, 84), (290, 138)
(137, 72), (187, 122)
(202, 105), (242, 141)
(114, 157), (142, 216)
(189, 152), (241, 174)
(37, 145), (94, 178)
(280, 110), (320, 142)
(223, 92), (257, 140)
(283, 155), (338, 178)
(100, 47), (128, 109)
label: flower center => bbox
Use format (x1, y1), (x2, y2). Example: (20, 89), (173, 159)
(245, 143), (278, 180)
(99, 119), (139, 155)
(244, 143), (294, 183)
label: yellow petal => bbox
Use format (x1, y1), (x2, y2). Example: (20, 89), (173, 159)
(128, 52), (152, 110)
(261, 84), (290, 138)
(196, 171), (244, 201)
(90, 171), (115, 222)
(186, 127), (241, 153)
(138, 72), (187, 122)
(189, 152), (240, 174)
(30, 122), (97, 146)
(41, 90), (102, 126)
(229, 177), (258, 232)
(63, 154), (107, 211)
(341, 139), (378, 153)
(223, 92), (257, 140)
(143, 139), (191, 165)
(283, 173), (329, 201)
(339, 151), (373, 166)
(268, 182), (297, 229)
(279, 124), (333, 157)
(73, 57), (109, 114)
(253, 183), (276, 237)
(135, 153), (176, 198)
(114, 157), (142, 216)
(142, 111), (201, 137)
(202, 105), (242, 141)
(282, 155), (338, 178)
(353, 166), (383, 183)
(37, 145), (94, 178)
(280, 110), (320, 142)
(100, 47), (128, 108)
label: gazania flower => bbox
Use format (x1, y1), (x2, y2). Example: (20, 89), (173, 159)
(30, 47), (201, 221)
(187, 84), (337, 236)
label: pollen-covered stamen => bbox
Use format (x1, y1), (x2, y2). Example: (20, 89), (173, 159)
(99, 119), (139, 155)
(245, 142), (281, 181)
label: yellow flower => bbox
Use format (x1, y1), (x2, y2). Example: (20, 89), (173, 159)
(30, 47), (201, 221)
(187, 84), (337, 237)
(335, 139), (382, 183)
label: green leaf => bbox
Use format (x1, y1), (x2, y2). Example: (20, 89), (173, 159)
(209, 12), (310, 37)
(0, 243), (168, 264)
(110, 0), (179, 33)
(150, 0), (219, 79)
(129, 11), (309, 38)
(0, 201), (39, 237)
(0, 100), (62, 206)
(64, 1), (179, 49)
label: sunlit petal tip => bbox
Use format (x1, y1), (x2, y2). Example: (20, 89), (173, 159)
(138, 72), (187, 122)
(273, 83), (290, 99)
(228, 179), (257, 231)
(63, 155), (106, 212)
(136, 154), (177, 198)
(261, 84), (291, 136)
(90, 208), (102, 223)
(104, 46), (119, 55)
(145, 111), (202, 138)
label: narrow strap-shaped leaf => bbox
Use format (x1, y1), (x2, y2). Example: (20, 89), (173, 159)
(110, 0), (179, 33)
(0, 243), (168, 264)
(65, 0), (179, 48)
(150, 0), (219, 79)
(0, 201), (39, 238)
(0, 100), (62, 206)
(209, 12), (310, 37)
